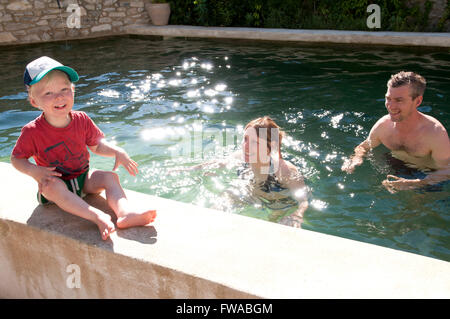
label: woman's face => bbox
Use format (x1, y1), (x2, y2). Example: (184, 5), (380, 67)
(242, 127), (270, 164)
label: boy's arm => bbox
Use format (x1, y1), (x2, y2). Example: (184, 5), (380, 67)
(88, 139), (138, 176)
(10, 155), (61, 185)
(341, 118), (384, 174)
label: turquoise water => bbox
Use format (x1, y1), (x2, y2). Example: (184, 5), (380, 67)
(0, 36), (449, 261)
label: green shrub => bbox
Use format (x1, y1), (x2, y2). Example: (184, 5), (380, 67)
(167, 0), (444, 32)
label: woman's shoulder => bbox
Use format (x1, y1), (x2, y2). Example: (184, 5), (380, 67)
(279, 159), (298, 174)
(277, 159), (305, 185)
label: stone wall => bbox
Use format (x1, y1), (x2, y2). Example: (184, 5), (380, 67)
(0, 0), (151, 45)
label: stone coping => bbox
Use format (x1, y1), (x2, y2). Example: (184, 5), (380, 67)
(0, 161), (449, 298)
(125, 25), (450, 47)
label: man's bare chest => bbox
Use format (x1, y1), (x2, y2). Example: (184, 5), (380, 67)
(381, 132), (431, 158)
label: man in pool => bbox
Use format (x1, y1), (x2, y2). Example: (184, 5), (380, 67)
(341, 71), (450, 193)
(11, 56), (156, 240)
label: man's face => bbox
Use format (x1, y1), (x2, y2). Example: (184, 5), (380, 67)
(385, 85), (422, 122)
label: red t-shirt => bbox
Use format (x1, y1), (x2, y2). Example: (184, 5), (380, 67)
(12, 111), (105, 180)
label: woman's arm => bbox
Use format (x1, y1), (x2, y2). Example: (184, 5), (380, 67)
(279, 161), (309, 228)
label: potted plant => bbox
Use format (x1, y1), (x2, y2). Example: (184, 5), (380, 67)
(146, 0), (171, 26)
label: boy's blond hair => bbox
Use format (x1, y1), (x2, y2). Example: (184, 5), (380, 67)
(27, 69), (74, 99)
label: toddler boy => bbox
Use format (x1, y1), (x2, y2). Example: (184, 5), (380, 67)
(11, 56), (156, 240)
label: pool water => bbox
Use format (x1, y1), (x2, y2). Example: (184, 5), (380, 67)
(0, 36), (449, 261)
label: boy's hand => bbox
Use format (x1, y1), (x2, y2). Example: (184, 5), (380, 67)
(112, 149), (139, 176)
(32, 166), (62, 192)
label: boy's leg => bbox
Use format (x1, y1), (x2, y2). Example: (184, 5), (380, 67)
(40, 178), (115, 240)
(83, 170), (156, 228)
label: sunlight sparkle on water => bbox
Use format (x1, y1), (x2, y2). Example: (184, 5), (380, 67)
(152, 73), (163, 80)
(98, 89), (120, 98)
(309, 150), (320, 157)
(330, 113), (344, 128)
(215, 84), (227, 91)
(224, 96), (233, 104)
(311, 199), (328, 210)
(201, 63), (213, 71)
(203, 105), (215, 113)
(168, 79), (181, 86)
(141, 127), (186, 141)
(204, 89), (217, 97)
(187, 89), (200, 98)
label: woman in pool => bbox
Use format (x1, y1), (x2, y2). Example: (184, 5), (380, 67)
(190, 116), (308, 227)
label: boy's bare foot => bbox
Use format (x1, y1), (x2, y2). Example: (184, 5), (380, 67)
(96, 213), (116, 240)
(116, 210), (157, 229)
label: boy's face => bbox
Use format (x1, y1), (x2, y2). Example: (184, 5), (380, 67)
(29, 70), (75, 125)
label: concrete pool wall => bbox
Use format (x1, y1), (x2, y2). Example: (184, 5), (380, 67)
(1, 161), (449, 298)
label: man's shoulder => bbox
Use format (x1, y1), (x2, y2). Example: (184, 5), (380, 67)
(420, 113), (447, 130)
(370, 114), (392, 135)
(375, 114), (392, 125)
(419, 113), (449, 141)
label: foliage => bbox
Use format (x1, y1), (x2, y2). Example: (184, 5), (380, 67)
(167, 0), (446, 32)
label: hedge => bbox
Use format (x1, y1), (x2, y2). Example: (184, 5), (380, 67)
(167, 0), (448, 32)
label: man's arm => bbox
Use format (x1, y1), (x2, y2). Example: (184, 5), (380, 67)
(422, 127), (450, 184)
(341, 139), (371, 173)
(341, 118), (384, 174)
(88, 139), (138, 176)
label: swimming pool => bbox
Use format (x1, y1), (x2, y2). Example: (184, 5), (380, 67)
(0, 36), (449, 261)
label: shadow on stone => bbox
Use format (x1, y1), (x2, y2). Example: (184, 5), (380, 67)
(26, 193), (158, 250)
(116, 225), (157, 245)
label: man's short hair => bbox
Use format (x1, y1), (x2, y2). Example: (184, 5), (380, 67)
(387, 71), (426, 99)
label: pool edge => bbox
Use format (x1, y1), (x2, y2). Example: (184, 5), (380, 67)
(0, 161), (449, 298)
(125, 25), (450, 48)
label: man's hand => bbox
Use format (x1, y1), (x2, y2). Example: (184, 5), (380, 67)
(382, 175), (423, 193)
(341, 156), (363, 174)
